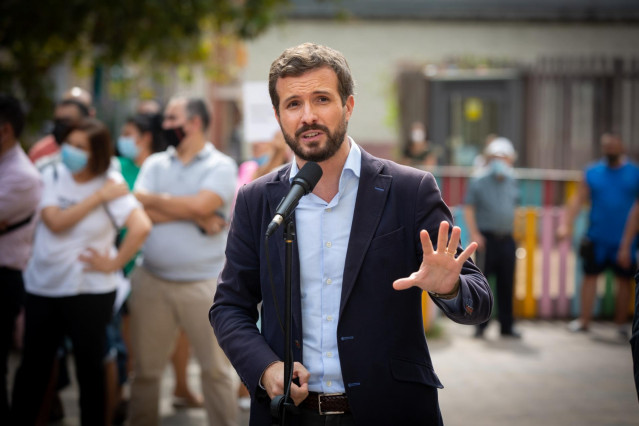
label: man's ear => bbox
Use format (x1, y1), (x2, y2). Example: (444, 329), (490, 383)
(185, 114), (200, 135)
(344, 95), (354, 121)
(273, 107), (280, 125)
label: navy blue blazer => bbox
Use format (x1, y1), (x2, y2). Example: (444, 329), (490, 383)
(210, 149), (492, 426)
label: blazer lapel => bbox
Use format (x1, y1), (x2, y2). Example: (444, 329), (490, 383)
(265, 166), (303, 341)
(340, 150), (391, 317)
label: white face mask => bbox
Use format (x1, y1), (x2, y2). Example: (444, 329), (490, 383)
(411, 129), (425, 142)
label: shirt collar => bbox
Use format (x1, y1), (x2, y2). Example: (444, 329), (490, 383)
(289, 137), (361, 183)
(167, 142), (214, 162)
(0, 143), (20, 161)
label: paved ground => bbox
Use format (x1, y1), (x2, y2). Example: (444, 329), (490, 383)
(431, 320), (637, 426)
(8, 319), (638, 425)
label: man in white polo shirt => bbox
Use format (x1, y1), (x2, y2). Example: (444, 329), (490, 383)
(129, 96), (238, 426)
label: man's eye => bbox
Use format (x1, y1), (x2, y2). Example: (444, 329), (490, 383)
(287, 101), (299, 108)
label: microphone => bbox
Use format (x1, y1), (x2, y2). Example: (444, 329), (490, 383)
(265, 161), (323, 237)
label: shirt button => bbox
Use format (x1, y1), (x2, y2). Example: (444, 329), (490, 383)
(327, 381), (332, 387)
(326, 242), (332, 248)
(327, 352), (333, 358)
(327, 315), (334, 321)
(326, 278), (332, 285)
(326, 207), (332, 212)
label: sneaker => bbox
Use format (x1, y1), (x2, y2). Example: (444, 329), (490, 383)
(501, 330), (522, 339)
(567, 319), (588, 333)
(173, 394), (204, 409)
(618, 325), (630, 341)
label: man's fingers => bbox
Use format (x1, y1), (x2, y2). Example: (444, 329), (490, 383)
(393, 276), (416, 291)
(293, 362), (310, 385)
(457, 241), (478, 264)
(436, 221), (450, 254)
(420, 229), (434, 256)
(290, 382), (309, 406)
(446, 226), (461, 254)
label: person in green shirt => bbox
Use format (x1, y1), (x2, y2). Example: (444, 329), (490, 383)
(108, 112), (165, 424)
(115, 113), (165, 275)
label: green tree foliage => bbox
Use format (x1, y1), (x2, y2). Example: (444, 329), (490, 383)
(0, 0), (289, 128)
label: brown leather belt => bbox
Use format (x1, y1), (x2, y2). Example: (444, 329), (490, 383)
(299, 392), (350, 415)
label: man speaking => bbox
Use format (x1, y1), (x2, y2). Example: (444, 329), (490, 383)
(210, 43), (492, 425)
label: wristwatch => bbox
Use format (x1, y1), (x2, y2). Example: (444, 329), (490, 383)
(428, 279), (460, 300)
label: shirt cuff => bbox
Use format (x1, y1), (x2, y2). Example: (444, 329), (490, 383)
(259, 360), (280, 390)
(435, 290), (461, 309)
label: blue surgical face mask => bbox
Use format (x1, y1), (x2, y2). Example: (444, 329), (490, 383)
(117, 136), (139, 160)
(61, 144), (89, 174)
(490, 158), (511, 178)
(255, 153), (271, 167)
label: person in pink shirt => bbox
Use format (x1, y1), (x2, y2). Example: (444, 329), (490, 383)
(0, 94), (42, 420)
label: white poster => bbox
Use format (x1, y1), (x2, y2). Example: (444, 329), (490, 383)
(242, 81), (281, 144)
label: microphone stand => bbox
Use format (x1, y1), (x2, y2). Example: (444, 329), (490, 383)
(270, 216), (298, 426)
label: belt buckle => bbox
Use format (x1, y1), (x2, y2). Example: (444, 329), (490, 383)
(318, 392), (345, 415)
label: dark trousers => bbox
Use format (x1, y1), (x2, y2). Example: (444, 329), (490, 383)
(10, 291), (115, 426)
(0, 267), (24, 421)
(476, 232), (516, 334)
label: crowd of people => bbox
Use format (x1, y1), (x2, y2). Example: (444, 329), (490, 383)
(0, 42), (638, 426)
(0, 89), (292, 425)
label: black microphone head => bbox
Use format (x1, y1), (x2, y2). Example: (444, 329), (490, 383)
(293, 161), (323, 194)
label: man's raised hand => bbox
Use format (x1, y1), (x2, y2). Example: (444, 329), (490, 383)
(393, 221), (478, 295)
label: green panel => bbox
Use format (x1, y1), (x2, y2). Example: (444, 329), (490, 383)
(601, 269), (616, 318)
(518, 179), (543, 207)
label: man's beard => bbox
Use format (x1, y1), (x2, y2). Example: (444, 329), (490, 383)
(282, 112), (348, 163)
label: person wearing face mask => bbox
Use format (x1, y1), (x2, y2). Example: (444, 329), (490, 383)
(237, 130), (290, 193)
(464, 137), (520, 339)
(116, 113), (166, 202)
(102, 112), (167, 424)
(112, 111), (208, 421)
(28, 89), (93, 170)
(23, 96), (91, 425)
(557, 133), (639, 337)
(403, 121), (437, 167)
(10, 118), (151, 425)
(129, 96), (238, 426)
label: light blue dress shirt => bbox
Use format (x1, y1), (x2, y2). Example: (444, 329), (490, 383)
(290, 139), (459, 394)
(290, 139), (360, 393)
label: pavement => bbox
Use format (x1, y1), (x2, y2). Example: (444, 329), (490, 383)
(8, 318), (638, 425)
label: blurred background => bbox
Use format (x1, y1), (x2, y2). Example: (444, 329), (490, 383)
(4, 0), (639, 322)
(4, 0), (639, 168)
(3, 1), (639, 424)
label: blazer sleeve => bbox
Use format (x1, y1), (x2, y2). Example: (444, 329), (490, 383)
(209, 185), (280, 397)
(415, 172), (493, 324)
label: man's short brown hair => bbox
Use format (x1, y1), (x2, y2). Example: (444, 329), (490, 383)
(73, 118), (113, 176)
(268, 43), (355, 115)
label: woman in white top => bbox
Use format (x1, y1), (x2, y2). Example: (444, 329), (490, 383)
(10, 118), (151, 425)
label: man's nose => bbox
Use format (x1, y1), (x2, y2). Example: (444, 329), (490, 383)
(301, 103), (317, 125)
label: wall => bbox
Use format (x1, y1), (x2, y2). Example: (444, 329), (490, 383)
(244, 20), (639, 155)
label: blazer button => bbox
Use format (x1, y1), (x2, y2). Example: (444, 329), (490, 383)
(294, 340), (301, 349)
